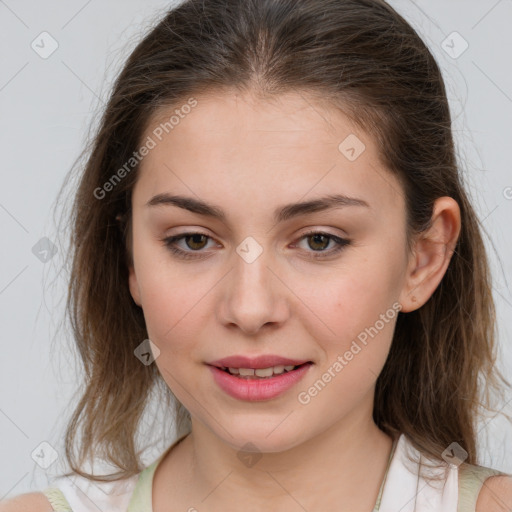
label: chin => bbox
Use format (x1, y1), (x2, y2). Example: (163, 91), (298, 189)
(209, 418), (308, 454)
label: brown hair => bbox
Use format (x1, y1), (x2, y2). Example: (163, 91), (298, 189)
(56, 0), (511, 482)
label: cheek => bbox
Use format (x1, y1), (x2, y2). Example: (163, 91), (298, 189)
(140, 275), (205, 387)
(133, 234), (192, 336)
(135, 254), (214, 364)
(140, 275), (201, 346)
(314, 258), (399, 320)
(295, 268), (400, 411)
(300, 249), (403, 364)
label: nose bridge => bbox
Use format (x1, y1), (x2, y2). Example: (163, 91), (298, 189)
(232, 235), (275, 307)
(234, 237), (270, 292)
(219, 235), (288, 333)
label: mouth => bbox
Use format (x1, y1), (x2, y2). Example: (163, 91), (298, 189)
(207, 361), (314, 401)
(216, 362), (312, 379)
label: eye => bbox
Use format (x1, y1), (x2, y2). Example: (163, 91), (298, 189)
(161, 230), (351, 260)
(162, 232), (216, 260)
(292, 230), (351, 259)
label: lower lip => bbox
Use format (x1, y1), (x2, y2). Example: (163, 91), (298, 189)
(208, 363), (312, 401)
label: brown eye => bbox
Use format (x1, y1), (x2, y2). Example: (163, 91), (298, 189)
(162, 231), (216, 260)
(293, 230), (351, 259)
(306, 233), (330, 251)
(183, 234), (208, 250)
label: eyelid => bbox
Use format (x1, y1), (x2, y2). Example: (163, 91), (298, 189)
(296, 226), (349, 239)
(163, 226), (347, 242)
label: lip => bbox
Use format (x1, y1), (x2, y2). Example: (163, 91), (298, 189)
(208, 355), (311, 369)
(208, 362), (313, 401)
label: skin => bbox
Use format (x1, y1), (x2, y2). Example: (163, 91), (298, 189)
(127, 89), (461, 511)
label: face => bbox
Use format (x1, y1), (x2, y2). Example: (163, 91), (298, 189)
(128, 90), (412, 452)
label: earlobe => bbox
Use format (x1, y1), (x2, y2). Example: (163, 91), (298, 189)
(128, 264), (142, 306)
(399, 196), (461, 313)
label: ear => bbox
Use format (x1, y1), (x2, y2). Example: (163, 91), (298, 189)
(128, 264), (142, 307)
(399, 196), (461, 313)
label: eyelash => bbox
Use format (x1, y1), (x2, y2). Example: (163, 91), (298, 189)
(161, 230), (351, 261)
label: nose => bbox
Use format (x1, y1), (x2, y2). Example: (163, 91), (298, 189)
(217, 245), (289, 335)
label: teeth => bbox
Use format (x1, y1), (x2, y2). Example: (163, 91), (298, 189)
(255, 367), (273, 377)
(224, 364), (299, 378)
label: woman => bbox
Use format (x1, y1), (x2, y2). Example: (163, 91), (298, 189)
(3, 0), (511, 510)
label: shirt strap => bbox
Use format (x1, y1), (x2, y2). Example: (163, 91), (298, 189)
(41, 487), (73, 512)
(126, 460), (160, 512)
(374, 435), (399, 511)
(127, 432), (191, 512)
(458, 463), (510, 511)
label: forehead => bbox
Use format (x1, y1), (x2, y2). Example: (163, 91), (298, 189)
(147, 89), (361, 155)
(135, 90), (404, 217)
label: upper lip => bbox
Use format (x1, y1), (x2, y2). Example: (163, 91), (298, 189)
(208, 355), (312, 369)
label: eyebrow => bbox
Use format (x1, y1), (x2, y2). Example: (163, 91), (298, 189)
(145, 193), (370, 223)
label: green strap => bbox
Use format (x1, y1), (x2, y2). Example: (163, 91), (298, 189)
(458, 464), (510, 511)
(42, 470), (158, 512)
(41, 487), (73, 512)
(127, 432), (190, 512)
(126, 460), (160, 512)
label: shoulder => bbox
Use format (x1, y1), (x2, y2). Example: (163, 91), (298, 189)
(476, 475), (512, 512)
(0, 492), (54, 512)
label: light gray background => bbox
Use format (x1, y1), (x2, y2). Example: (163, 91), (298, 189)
(1, 0), (511, 499)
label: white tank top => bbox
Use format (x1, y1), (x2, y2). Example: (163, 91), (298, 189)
(42, 433), (508, 511)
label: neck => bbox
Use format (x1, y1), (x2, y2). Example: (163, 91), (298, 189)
(171, 409), (394, 510)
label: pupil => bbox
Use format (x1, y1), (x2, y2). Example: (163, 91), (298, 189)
(309, 234), (328, 251)
(186, 234), (207, 250)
